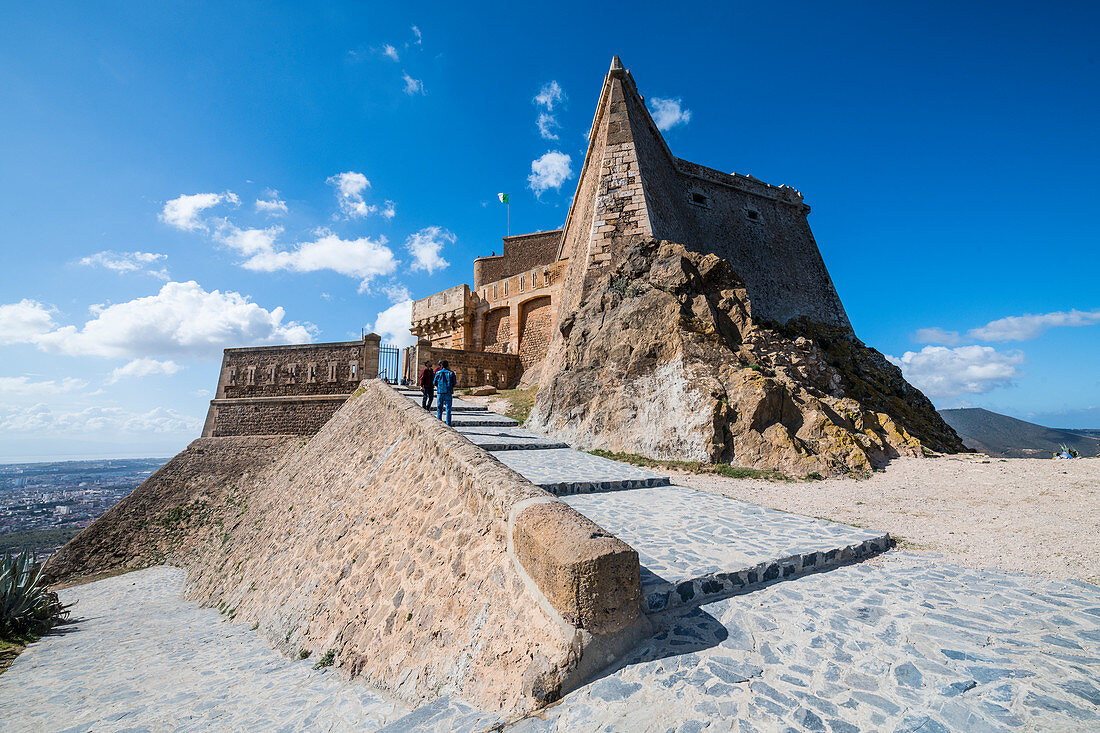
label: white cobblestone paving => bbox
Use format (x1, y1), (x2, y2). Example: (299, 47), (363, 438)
(493, 448), (671, 493)
(452, 425), (570, 451)
(562, 485), (889, 610)
(508, 554), (1100, 732)
(0, 568), (415, 732)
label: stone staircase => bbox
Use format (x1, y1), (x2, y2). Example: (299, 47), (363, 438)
(394, 385), (890, 612)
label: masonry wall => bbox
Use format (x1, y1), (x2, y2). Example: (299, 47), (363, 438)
(217, 340), (373, 399)
(519, 296), (553, 370)
(406, 340), (522, 389)
(207, 396), (348, 437)
(48, 381), (644, 713)
(473, 230), (562, 289)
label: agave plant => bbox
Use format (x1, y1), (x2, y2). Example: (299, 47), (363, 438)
(0, 552), (70, 640)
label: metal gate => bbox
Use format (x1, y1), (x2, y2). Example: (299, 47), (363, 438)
(378, 343), (400, 383)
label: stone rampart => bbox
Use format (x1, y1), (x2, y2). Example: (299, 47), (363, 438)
(206, 395), (349, 437)
(48, 380), (644, 713)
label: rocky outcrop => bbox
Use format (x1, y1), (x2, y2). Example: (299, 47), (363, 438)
(529, 238), (965, 476)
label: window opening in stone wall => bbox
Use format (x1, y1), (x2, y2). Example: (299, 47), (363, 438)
(246, 366), (256, 386)
(227, 367), (237, 386)
(504, 280), (509, 296)
(493, 284), (498, 299)
(691, 192), (709, 206)
(327, 362), (338, 382)
(288, 364), (297, 383)
(308, 363), (318, 383)
(349, 361), (359, 380)
(519, 274), (525, 292)
(266, 365), (276, 385)
(745, 207), (762, 222)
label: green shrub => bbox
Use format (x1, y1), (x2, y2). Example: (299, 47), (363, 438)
(313, 649), (336, 669)
(1, 553), (70, 641)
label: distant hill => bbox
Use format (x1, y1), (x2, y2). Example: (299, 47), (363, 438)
(938, 408), (1100, 458)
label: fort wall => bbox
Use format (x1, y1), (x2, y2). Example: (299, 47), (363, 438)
(473, 229), (562, 289)
(403, 340), (522, 389)
(47, 381), (645, 712)
(200, 335), (382, 438)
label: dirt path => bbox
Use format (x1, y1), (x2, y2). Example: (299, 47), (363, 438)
(673, 454), (1100, 582)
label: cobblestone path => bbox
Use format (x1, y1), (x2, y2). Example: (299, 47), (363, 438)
(510, 554), (1100, 732)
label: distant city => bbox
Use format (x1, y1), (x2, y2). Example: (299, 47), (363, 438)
(0, 458), (166, 560)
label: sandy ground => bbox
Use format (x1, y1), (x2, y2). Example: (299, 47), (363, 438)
(674, 454), (1100, 582)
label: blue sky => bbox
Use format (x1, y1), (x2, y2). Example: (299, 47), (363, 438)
(1, 1), (1098, 461)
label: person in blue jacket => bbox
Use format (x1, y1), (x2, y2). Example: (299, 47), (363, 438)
(433, 359), (456, 426)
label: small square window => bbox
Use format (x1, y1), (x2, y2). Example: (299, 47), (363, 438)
(691, 192), (708, 206)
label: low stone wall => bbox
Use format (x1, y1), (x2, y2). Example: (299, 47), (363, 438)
(205, 395), (349, 437)
(49, 380), (644, 713)
(404, 341), (522, 389)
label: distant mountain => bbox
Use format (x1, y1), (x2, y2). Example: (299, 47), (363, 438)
(938, 408), (1100, 458)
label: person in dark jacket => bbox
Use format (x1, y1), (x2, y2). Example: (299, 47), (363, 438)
(419, 361), (434, 410)
(433, 359), (457, 426)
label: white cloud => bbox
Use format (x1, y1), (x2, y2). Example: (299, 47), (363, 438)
(326, 171), (391, 218)
(968, 308), (1100, 342)
(405, 226), (453, 274)
(649, 97), (692, 131)
(371, 299), (415, 348)
(527, 151), (573, 194)
(242, 233), (397, 290)
(0, 300), (56, 345)
(410, 25), (422, 46)
(160, 192), (239, 231)
(79, 251), (169, 280)
(536, 112), (560, 140)
(107, 358), (181, 384)
(216, 223), (284, 256)
(912, 327), (961, 346)
(0, 377), (87, 397)
(382, 283), (411, 303)
(31, 281), (315, 360)
(255, 190), (288, 215)
(382, 44), (399, 61)
(534, 81), (564, 110)
(0, 403), (201, 435)
(402, 72), (424, 96)
(887, 345), (1025, 399)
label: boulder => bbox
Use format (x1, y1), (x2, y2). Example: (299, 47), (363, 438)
(469, 385), (498, 396)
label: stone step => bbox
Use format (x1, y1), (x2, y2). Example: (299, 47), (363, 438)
(492, 448), (672, 494)
(400, 393), (494, 413)
(445, 412), (518, 428)
(452, 425), (569, 451)
(560, 484), (891, 613)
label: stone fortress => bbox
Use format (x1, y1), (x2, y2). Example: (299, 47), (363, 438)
(403, 54), (851, 392)
(45, 57), (971, 718)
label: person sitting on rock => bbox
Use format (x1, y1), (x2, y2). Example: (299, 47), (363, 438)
(419, 360), (435, 411)
(433, 360), (457, 426)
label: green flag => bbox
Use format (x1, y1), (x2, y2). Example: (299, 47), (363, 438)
(497, 192), (509, 204)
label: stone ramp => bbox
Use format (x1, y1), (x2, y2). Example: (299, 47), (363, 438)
(493, 448), (671, 494)
(561, 485), (890, 612)
(389, 383), (889, 604)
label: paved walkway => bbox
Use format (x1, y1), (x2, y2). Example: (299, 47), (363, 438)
(512, 554), (1100, 732)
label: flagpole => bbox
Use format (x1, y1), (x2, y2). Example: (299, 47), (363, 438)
(507, 201), (510, 237)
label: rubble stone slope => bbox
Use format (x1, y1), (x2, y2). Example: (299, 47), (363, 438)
(529, 238), (965, 476)
(48, 382), (643, 714)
